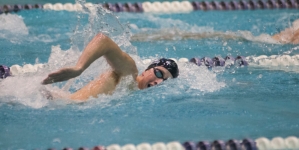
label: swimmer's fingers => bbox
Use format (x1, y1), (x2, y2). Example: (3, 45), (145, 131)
(42, 75), (69, 84)
(42, 67), (82, 84)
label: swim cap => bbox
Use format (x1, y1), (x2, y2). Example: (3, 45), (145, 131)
(146, 58), (179, 78)
(0, 65), (11, 79)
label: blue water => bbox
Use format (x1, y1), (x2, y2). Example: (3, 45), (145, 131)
(1, 4), (299, 150)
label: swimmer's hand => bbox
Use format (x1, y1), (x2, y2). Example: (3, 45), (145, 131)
(42, 67), (82, 84)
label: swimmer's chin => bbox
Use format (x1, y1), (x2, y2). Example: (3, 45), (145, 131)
(137, 82), (145, 90)
(136, 76), (146, 90)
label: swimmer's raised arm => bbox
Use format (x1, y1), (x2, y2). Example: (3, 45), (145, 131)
(42, 33), (138, 85)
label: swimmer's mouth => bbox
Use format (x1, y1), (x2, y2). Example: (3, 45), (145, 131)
(147, 84), (151, 88)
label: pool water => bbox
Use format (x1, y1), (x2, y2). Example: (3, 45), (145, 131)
(1, 2), (299, 150)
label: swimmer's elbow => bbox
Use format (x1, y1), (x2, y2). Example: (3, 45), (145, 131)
(94, 33), (111, 43)
(94, 33), (117, 49)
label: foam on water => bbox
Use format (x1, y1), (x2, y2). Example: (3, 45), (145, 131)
(0, 13), (56, 44)
(0, 74), (48, 108)
(0, 13), (29, 43)
(0, 14), (28, 35)
(247, 54), (299, 73)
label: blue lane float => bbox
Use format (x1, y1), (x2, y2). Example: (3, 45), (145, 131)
(235, 56), (249, 66)
(13, 4), (22, 12)
(3, 5), (13, 13)
(243, 138), (258, 150)
(197, 141), (211, 150)
(211, 140), (226, 150)
(0, 65), (11, 79)
(182, 141), (196, 150)
(226, 139), (242, 150)
(212, 56), (226, 67)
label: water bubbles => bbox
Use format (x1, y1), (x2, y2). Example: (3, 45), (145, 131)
(52, 138), (61, 143)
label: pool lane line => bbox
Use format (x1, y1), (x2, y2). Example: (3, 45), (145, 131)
(0, 55), (246, 78)
(45, 136), (299, 150)
(2, 54), (299, 78)
(0, 0), (299, 14)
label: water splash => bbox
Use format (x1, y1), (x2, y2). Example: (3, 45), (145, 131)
(0, 14), (29, 43)
(0, 13), (55, 44)
(0, 14), (28, 35)
(72, 0), (135, 54)
(0, 74), (48, 108)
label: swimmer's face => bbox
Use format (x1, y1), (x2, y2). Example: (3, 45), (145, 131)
(137, 66), (173, 89)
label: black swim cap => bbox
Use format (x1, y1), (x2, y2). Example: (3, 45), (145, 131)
(146, 58), (179, 78)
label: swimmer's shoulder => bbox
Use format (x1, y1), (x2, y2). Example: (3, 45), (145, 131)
(116, 51), (138, 79)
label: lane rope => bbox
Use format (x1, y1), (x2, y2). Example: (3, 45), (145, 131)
(1, 54), (299, 78)
(0, 0), (298, 14)
(47, 136), (299, 150)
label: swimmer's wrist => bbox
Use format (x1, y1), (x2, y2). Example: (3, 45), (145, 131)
(74, 66), (84, 75)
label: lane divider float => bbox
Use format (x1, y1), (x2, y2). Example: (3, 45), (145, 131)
(1, 54), (299, 79)
(44, 136), (299, 150)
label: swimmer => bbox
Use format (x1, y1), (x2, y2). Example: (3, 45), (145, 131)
(131, 19), (299, 44)
(41, 33), (179, 101)
(272, 19), (299, 44)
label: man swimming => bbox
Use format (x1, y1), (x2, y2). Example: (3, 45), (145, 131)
(41, 33), (179, 101)
(131, 19), (299, 45)
(272, 19), (299, 44)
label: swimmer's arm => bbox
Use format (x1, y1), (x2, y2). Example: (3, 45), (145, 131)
(290, 29), (299, 44)
(69, 70), (120, 101)
(42, 33), (137, 84)
(272, 27), (298, 44)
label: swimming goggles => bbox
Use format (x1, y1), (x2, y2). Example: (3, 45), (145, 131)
(153, 68), (167, 81)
